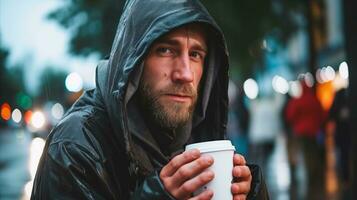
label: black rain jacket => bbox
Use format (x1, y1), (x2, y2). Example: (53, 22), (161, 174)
(31, 0), (269, 199)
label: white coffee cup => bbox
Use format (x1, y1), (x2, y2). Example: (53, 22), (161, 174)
(185, 140), (235, 200)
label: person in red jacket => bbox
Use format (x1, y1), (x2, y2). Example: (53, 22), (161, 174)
(285, 79), (326, 200)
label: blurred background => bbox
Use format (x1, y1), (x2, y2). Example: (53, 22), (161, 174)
(0, 0), (356, 199)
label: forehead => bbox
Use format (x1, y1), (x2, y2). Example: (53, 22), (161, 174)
(155, 24), (208, 48)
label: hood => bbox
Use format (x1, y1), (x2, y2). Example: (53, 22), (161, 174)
(95, 0), (229, 174)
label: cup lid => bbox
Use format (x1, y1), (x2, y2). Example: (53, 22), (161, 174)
(185, 140), (235, 153)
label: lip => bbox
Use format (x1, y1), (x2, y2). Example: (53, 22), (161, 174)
(164, 94), (192, 103)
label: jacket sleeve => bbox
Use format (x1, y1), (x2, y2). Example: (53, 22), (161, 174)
(130, 170), (176, 200)
(247, 164), (270, 200)
(31, 141), (176, 200)
(31, 141), (118, 200)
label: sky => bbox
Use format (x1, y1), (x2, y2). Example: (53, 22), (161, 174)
(0, 0), (99, 95)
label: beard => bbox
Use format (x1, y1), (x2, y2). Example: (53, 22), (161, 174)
(138, 81), (198, 130)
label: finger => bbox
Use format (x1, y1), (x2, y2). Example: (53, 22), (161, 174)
(232, 165), (251, 179)
(231, 181), (251, 195)
(161, 149), (200, 177)
(178, 171), (214, 199)
(233, 154), (246, 166)
(233, 194), (247, 200)
(189, 189), (214, 200)
(171, 155), (214, 185)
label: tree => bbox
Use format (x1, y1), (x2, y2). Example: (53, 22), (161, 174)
(47, 0), (303, 78)
(0, 46), (26, 104)
(47, 0), (125, 57)
(202, 0), (303, 77)
(0, 44), (29, 126)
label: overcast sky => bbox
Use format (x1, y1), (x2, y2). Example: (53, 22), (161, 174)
(0, 0), (98, 95)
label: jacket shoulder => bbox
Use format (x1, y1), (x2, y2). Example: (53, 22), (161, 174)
(31, 108), (126, 199)
(47, 108), (105, 161)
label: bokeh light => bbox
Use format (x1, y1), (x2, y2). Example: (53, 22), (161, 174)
(304, 72), (314, 87)
(1, 103), (12, 121)
(15, 93), (32, 109)
(316, 69), (323, 84)
(65, 72), (83, 92)
(339, 61), (349, 79)
(272, 75), (289, 94)
(325, 66), (336, 81)
(320, 67), (328, 82)
(244, 78), (259, 99)
(29, 137), (46, 179)
(51, 103), (64, 120)
(26, 137), (46, 198)
(288, 81), (302, 98)
(24, 110), (33, 125)
(317, 81), (335, 110)
(31, 111), (46, 129)
(11, 108), (22, 123)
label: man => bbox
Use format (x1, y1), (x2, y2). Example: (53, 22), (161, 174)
(285, 79), (326, 200)
(31, 0), (269, 199)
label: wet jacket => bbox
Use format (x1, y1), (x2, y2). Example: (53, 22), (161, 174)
(31, 0), (269, 199)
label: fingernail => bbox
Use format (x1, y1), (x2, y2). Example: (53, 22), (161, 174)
(206, 189), (214, 197)
(204, 156), (214, 164)
(206, 170), (215, 179)
(191, 149), (200, 158)
(240, 155), (246, 164)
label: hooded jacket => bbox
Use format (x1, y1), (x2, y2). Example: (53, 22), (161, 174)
(31, 0), (269, 199)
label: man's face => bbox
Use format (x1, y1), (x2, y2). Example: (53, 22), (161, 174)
(139, 24), (207, 129)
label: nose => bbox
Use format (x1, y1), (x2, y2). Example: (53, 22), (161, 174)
(172, 54), (194, 83)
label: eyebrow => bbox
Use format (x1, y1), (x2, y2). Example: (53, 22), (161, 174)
(155, 38), (208, 53)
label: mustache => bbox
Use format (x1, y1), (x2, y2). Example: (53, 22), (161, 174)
(158, 84), (197, 98)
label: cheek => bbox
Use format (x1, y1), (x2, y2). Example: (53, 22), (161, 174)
(142, 69), (169, 93)
(146, 58), (172, 78)
(143, 59), (169, 84)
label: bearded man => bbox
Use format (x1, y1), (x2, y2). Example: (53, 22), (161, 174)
(31, 0), (269, 199)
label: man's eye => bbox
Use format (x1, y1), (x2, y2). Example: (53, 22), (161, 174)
(157, 47), (173, 55)
(190, 51), (204, 61)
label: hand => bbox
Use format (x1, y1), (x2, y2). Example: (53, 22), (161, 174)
(160, 149), (215, 200)
(231, 154), (252, 200)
